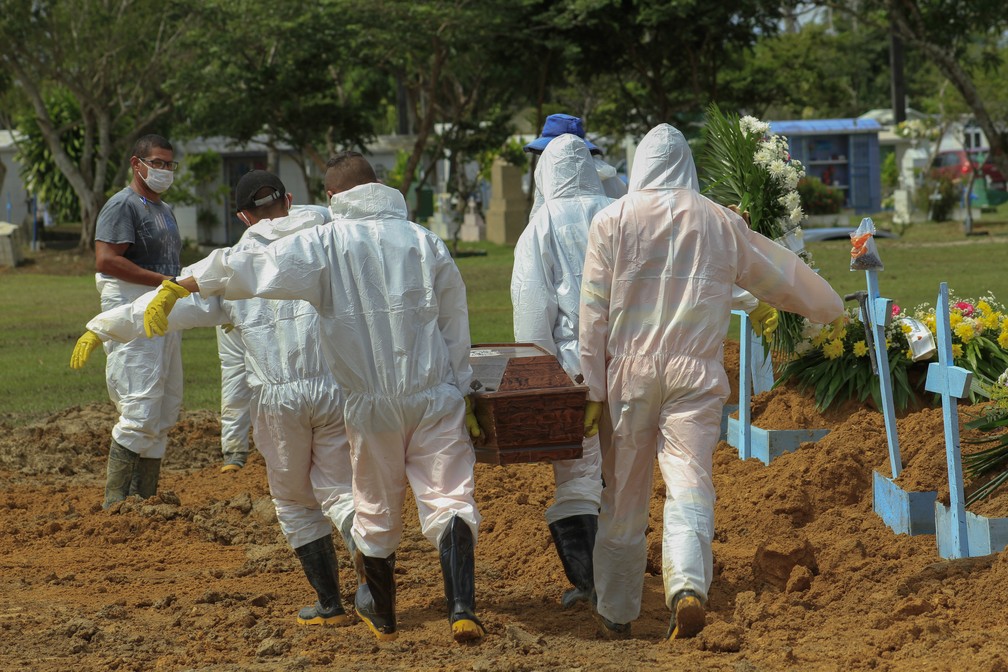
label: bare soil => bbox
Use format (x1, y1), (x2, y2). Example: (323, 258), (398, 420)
(3, 340), (1008, 671)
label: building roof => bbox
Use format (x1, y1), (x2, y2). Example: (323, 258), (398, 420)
(769, 118), (882, 135)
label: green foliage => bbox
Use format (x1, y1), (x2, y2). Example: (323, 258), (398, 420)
(881, 152), (899, 193)
(478, 138), (529, 183)
(962, 378), (1008, 505)
(168, 150), (228, 208)
(545, 0), (789, 135)
(14, 89), (87, 222)
(917, 174), (960, 222)
(383, 150), (413, 192)
(798, 177), (844, 216)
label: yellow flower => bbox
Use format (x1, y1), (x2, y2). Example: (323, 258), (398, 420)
(823, 338), (844, 360)
(950, 312), (963, 329)
(905, 349), (914, 360)
(901, 323), (912, 334)
(977, 300), (992, 315)
(952, 343), (963, 359)
(925, 315), (936, 333)
(981, 311), (1001, 331)
(954, 320), (976, 344)
(999, 328), (1008, 349)
(853, 341), (868, 357)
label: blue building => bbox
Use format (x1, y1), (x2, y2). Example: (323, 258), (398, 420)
(770, 118), (882, 214)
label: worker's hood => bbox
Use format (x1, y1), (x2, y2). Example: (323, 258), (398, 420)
(536, 133), (605, 201)
(242, 208), (324, 245)
(328, 182), (409, 222)
(629, 123), (699, 192)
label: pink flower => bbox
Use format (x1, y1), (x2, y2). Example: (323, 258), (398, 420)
(955, 301), (974, 317)
(891, 304), (901, 317)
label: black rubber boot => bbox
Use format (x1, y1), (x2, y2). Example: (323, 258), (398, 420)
(355, 551), (397, 641)
(666, 589), (705, 640)
(439, 515), (485, 643)
(103, 440), (139, 509)
(128, 457), (161, 499)
(548, 514), (597, 608)
(293, 534), (350, 626)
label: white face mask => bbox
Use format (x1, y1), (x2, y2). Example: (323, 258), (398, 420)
(142, 166), (174, 194)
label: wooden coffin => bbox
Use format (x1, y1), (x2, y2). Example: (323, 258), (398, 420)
(468, 343), (587, 465)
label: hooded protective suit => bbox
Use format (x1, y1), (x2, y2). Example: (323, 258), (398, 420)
(216, 205), (331, 470)
(512, 134), (610, 523)
(580, 124), (843, 626)
(187, 182), (480, 558)
(530, 155), (627, 222)
(216, 325), (252, 467)
(87, 209), (354, 550)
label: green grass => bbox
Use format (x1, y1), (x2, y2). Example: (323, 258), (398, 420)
(807, 219), (1008, 311)
(3, 217), (1005, 426)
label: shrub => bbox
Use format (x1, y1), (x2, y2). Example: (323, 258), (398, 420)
(915, 174), (959, 222)
(797, 177), (844, 215)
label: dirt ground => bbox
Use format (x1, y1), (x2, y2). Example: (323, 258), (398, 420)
(4, 339), (1008, 672)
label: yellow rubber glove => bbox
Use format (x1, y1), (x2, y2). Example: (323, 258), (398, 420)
(70, 331), (102, 370)
(464, 395), (482, 439)
(584, 400), (604, 438)
(749, 301), (779, 340)
(826, 314), (846, 341)
(144, 279), (191, 338)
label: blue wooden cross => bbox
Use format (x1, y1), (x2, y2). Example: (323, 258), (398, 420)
(733, 310), (775, 460)
(925, 282), (973, 559)
(863, 269), (902, 478)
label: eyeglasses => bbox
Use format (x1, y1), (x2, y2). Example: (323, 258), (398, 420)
(139, 157), (180, 171)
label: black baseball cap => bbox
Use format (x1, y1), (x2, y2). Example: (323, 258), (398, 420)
(234, 170), (286, 211)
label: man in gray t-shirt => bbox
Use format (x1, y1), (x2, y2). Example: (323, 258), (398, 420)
(92, 133), (183, 509)
(96, 187), (181, 276)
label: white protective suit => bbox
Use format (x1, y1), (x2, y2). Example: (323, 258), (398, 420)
(511, 134), (610, 523)
(216, 325), (252, 466)
(97, 276), (183, 460)
(87, 209), (354, 549)
(188, 182), (480, 559)
(215, 205), (330, 469)
(579, 124), (843, 625)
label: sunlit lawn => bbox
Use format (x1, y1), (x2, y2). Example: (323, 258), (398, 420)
(2, 213), (1006, 425)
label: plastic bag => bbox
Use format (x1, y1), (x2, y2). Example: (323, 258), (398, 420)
(850, 218), (883, 271)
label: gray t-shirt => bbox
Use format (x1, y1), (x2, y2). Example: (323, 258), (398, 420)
(95, 186), (182, 276)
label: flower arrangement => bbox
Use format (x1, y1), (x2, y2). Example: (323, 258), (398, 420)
(777, 292), (1008, 412)
(699, 103), (810, 355)
(963, 369), (1008, 504)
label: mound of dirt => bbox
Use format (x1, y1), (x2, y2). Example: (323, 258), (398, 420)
(2, 341), (1008, 671)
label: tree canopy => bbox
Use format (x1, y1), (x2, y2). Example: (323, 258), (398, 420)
(3, 0), (1007, 246)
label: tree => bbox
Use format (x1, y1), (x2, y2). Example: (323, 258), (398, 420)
(338, 0), (542, 198)
(545, 0), (794, 137)
(0, 0), (194, 249)
(823, 0), (1008, 179)
(165, 0), (388, 198)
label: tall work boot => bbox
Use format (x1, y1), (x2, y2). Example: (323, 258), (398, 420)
(338, 515), (366, 588)
(293, 534), (351, 626)
(666, 589), (705, 640)
(548, 514), (597, 608)
(104, 440), (139, 509)
(128, 457), (161, 499)
(439, 515), (485, 643)
(355, 551), (397, 641)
